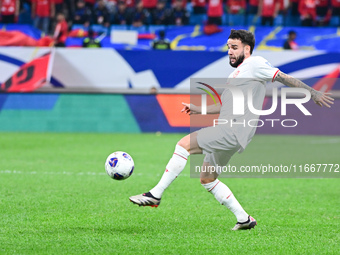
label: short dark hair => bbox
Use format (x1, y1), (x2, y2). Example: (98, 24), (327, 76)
(288, 30), (296, 36)
(228, 29), (255, 54)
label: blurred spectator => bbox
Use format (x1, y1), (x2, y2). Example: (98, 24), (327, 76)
(227, 0), (246, 14)
(277, 0), (289, 25)
(149, 86), (158, 93)
(170, 0), (189, 25)
(54, 0), (63, 15)
(278, 0), (289, 15)
(53, 13), (68, 47)
(113, 0), (132, 25)
(84, 0), (96, 9)
(248, 0), (259, 14)
(316, 0), (328, 17)
(290, 0), (299, 15)
(258, 0), (280, 26)
(64, 0), (75, 20)
(288, 0), (300, 25)
(82, 29), (102, 47)
(151, 30), (171, 50)
(20, 0), (31, 9)
(171, 0), (187, 8)
(93, 0), (110, 27)
(32, 0), (55, 35)
(143, 0), (157, 12)
(316, 0), (331, 25)
(131, 0), (149, 27)
(152, 0), (171, 25)
(105, 0), (117, 13)
(283, 30), (298, 49)
(18, 0), (31, 24)
(73, 0), (92, 26)
(0, 0), (19, 23)
(126, 0), (136, 8)
(299, 0), (316, 26)
(207, 0), (223, 25)
(192, 0), (206, 14)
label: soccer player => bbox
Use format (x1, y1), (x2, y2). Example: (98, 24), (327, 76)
(129, 29), (334, 230)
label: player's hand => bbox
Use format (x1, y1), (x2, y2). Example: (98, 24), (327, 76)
(181, 102), (200, 115)
(312, 91), (334, 108)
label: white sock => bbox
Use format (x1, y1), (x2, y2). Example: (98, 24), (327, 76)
(202, 179), (249, 223)
(150, 145), (189, 199)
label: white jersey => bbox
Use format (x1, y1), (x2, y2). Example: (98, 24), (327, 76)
(219, 55), (279, 151)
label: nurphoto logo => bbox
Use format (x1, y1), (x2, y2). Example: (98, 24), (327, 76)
(197, 82), (312, 128)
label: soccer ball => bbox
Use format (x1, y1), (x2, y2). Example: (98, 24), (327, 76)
(105, 151), (134, 180)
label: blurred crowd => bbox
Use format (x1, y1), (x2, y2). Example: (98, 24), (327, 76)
(1, 0), (340, 36)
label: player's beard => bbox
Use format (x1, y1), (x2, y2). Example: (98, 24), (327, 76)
(229, 52), (245, 68)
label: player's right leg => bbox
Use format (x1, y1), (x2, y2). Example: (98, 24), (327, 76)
(197, 125), (257, 230)
(200, 156), (257, 230)
(129, 132), (201, 207)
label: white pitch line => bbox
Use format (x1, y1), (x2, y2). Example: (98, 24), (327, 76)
(310, 138), (340, 144)
(0, 170), (107, 175)
(0, 170), (190, 177)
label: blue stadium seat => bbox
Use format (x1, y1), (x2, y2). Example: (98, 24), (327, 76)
(129, 25), (148, 33)
(330, 16), (340, 27)
(72, 24), (109, 35)
(190, 14), (207, 25)
(148, 25), (167, 34)
(274, 14), (284, 26)
(222, 14), (227, 25)
(286, 15), (300, 26)
(111, 25), (129, 30)
(91, 24), (110, 34)
(72, 24), (88, 31)
(228, 14), (245, 26)
(247, 14), (261, 26)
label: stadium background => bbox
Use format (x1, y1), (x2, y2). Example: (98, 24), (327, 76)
(0, 0), (339, 254)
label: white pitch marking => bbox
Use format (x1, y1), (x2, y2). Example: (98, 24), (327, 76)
(310, 138), (340, 144)
(0, 170), (190, 177)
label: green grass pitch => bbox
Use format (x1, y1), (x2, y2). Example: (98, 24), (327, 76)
(0, 133), (339, 254)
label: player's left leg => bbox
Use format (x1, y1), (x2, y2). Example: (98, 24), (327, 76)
(200, 153), (257, 230)
(129, 132), (201, 207)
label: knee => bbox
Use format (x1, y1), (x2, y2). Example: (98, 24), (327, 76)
(177, 138), (190, 151)
(200, 177), (216, 185)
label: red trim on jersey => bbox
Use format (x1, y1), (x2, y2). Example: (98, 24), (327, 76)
(208, 181), (220, 192)
(173, 153), (187, 160)
(272, 69), (280, 82)
(226, 193), (232, 199)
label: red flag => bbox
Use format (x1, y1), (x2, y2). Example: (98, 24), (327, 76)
(0, 53), (51, 92)
(312, 65), (340, 92)
(0, 31), (53, 47)
(68, 29), (89, 38)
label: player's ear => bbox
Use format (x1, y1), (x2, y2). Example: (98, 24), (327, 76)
(244, 45), (250, 55)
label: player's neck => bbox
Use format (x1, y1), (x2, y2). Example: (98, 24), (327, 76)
(237, 55), (251, 67)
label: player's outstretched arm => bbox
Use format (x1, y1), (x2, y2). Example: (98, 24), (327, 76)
(181, 102), (221, 115)
(275, 71), (334, 107)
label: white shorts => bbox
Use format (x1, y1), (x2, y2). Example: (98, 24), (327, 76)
(196, 126), (241, 171)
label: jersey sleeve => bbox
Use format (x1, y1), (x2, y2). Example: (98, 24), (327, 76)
(252, 56), (279, 82)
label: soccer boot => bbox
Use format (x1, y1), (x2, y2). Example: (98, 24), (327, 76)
(129, 192), (161, 207)
(231, 216), (257, 231)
